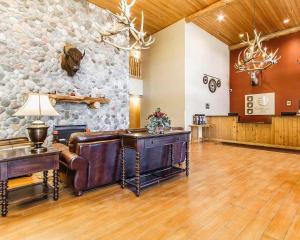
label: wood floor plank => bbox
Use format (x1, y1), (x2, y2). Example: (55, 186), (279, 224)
(263, 188), (298, 240)
(284, 215), (300, 240)
(1, 142), (300, 240)
(261, 235), (278, 240)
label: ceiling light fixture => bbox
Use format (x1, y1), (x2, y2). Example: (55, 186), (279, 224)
(96, 0), (155, 51)
(239, 33), (245, 38)
(283, 19), (290, 24)
(235, 30), (281, 72)
(130, 49), (141, 61)
(234, 0), (281, 86)
(217, 14), (225, 22)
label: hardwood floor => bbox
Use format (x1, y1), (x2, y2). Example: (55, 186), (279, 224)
(1, 142), (300, 240)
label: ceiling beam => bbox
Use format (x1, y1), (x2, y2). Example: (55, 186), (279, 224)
(230, 25), (300, 50)
(185, 0), (237, 23)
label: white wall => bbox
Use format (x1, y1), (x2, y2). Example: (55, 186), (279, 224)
(141, 20), (186, 127)
(142, 20), (230, 129)
(185, 23), (230, 129)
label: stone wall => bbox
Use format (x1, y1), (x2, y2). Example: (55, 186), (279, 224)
(0, 0), (129, 139)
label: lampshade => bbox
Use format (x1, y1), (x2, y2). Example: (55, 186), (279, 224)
(14, 94), (59, 117)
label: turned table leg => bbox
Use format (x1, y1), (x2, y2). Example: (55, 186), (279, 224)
(1, 180), (8, 217)
(168, 144), (174, 166)
(186, 142), (190, 177)
(121, 146), (125, 189)
(135, 151), (141, 197)
(53, 170), (59, 201)
(43, 171), (49, 193)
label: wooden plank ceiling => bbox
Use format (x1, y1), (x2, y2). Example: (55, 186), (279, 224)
(88, 0), (218, 34)
(88, 0), (300, 47)
(190, 0), (300, 47)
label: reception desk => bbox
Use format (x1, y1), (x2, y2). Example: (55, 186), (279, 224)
(206, 116), (300, 150)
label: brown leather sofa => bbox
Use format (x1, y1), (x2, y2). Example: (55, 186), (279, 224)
(54, 128), (186, 196)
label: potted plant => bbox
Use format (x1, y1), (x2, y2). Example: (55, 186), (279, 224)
(146, 108), (171, 134)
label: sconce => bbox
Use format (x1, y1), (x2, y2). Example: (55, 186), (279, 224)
(129, 79), (143, 97)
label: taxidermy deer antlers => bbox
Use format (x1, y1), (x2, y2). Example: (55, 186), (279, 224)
(234, 30), (281, 73)
(95, 0), (155, 51)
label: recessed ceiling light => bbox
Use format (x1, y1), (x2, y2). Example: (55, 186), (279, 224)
(217, 14), (225, 22)
(283, 19), (290, 24)
(239, 33), (245, 38)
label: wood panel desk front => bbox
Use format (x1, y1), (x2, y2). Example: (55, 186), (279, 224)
(206, 116), (300, 150)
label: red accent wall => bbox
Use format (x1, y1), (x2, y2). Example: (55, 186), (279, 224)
(230, 31), (300, 122)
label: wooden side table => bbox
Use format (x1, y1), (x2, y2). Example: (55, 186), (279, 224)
(190, 124), (213, 143)
(0, 147), (60, 217)
(121, 131), (190, 197)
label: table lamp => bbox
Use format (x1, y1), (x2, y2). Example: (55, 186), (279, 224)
(14, 93), (59, 153)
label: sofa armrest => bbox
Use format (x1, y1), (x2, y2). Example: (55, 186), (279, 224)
(53, 143), (87, 170)
(53, 143), (88, 196)
(52, 143), (68, 152)
(61, 151), (87, 170)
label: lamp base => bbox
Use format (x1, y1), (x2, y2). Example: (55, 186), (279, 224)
(31, 144), (48, 154)
(27, 120), (49, 154)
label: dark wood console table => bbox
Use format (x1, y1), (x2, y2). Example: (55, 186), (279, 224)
(121, 130), (190, 196)
(0, 147), (60, 217)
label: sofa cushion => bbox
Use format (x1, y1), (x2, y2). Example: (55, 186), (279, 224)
(68, 130), (126, 153)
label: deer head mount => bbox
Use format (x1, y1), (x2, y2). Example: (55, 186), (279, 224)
(234, 30), (281, 86)
(250, 72), (259, 86)
(95, 0), (155, 51)
(61, 44), (85, 77)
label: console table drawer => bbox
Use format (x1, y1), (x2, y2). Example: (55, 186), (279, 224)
(144, 134), (188, 148)
(174, 134), (189, 142)
(7, 155), (59, 178)
(145, 139), (161, 148)
(144, 136), (175, 148)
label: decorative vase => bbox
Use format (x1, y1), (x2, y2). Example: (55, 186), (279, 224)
(146, 108), (171, 135)
(155, 126), (165, 134)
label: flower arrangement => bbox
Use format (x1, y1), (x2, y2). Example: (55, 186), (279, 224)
(146, 108), (171, 134)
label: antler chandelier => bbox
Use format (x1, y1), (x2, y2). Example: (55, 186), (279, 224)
(234, 0), (281, 86)
(234, 30), (281, 73)
(96, 0), (155, 51)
